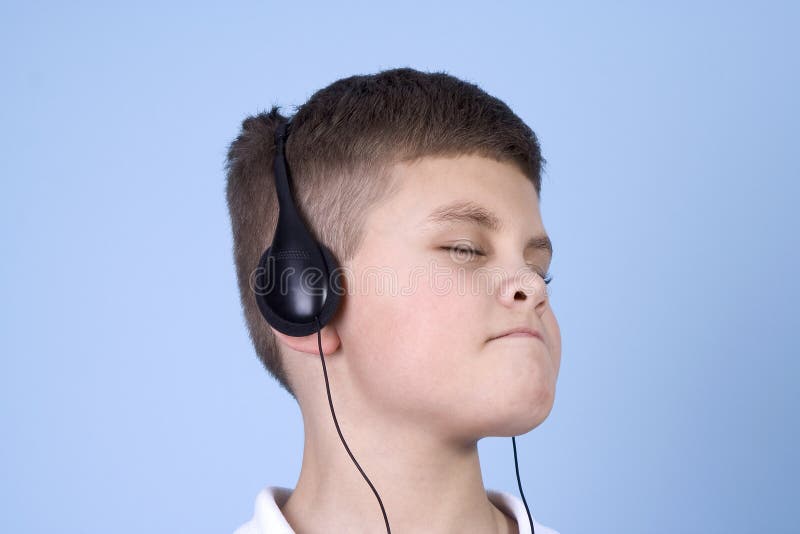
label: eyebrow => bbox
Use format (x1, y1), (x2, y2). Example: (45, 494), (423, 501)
(423, 200), (553, 256)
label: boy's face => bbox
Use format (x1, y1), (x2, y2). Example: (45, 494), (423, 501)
(336, 154), (561, 440)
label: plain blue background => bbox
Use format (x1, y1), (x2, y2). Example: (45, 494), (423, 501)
(2, 1), (798, 533)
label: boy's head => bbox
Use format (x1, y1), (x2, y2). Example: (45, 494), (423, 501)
(225, 67), (560, 436)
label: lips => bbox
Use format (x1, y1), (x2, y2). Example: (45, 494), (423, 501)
(489, 327), (543, 342)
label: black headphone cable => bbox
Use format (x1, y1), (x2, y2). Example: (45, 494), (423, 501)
(314, 315), (392, 533)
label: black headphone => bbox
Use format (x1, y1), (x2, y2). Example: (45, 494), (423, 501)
(253, 117), (537, 534)
(253, 119), (342, 337)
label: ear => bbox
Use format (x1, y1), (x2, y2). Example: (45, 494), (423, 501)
(270, 324), (342, 357)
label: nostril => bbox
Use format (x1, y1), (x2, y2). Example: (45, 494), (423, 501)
(513, 290), (526, 300)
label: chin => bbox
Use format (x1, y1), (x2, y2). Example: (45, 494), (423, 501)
(502, 409), (551, 437)
(463, 387), (555, 439)
(506, 382), (556, 435)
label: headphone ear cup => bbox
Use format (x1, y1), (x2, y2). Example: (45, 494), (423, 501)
(254, 243), (343, 338)
(317, 242), (344, 324)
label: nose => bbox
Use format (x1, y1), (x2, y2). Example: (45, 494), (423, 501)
(497, 268), (548, 314)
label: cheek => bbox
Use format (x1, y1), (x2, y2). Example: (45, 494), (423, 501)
(339, 264), (482, 415)
(543, 308), (562, 378)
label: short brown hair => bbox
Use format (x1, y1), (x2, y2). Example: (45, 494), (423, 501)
(224, 67), (547, 400)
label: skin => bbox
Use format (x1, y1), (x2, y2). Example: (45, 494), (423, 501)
(273, 154), (562, 534)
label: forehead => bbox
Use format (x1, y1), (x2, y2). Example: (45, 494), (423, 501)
(377, 154), (543, 232)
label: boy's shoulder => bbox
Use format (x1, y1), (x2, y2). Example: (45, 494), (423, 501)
(234, 485), (560, 534)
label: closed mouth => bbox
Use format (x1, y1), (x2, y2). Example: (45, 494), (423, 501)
(488, 327), (543, 342)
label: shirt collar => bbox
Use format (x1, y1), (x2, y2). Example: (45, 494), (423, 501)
(236, 485), (559, 534)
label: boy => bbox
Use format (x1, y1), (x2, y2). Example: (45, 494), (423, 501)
(225, 67), (561, 534)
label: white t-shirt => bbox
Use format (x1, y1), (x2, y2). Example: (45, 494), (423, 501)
(233, 485), (560, 534)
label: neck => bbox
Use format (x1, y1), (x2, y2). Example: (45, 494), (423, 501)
(280, 380), (518, 533)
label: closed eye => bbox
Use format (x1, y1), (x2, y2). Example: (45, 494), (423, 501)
(442, 245), (484, 256)
(441, 246), (553, 285)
